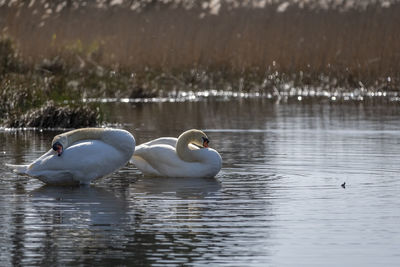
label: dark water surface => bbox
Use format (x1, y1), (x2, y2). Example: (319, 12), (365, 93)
(1, 99), (400, 266)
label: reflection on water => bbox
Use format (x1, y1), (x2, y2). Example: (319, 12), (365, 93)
(1, 99), (400, 266)
(30, 186), (129, 227)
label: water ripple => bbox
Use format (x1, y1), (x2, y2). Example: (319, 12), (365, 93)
(1, 101), (400, 266)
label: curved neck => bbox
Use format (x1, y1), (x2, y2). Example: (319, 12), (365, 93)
(53, 128), (105, 149)
(176, 134), (198, 162)
(67, 128), (104, 144)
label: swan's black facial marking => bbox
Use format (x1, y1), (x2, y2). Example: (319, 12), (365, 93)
(52, 142), (63, 156)
(202, 137), (209, 148)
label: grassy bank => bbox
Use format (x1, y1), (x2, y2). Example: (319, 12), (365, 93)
(0, 73), (101, 128)
(0, 36), (102, 128)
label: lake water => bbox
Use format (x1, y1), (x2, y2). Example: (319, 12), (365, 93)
(1, 98), (399, 266)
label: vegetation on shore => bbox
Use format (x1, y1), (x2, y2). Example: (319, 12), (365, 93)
(0, 37), (101, 128)
(2, 1), (400, 83)
(1, 1), (399, 127)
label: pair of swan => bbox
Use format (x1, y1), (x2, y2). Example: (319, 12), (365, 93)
(7, 128), (222, 185)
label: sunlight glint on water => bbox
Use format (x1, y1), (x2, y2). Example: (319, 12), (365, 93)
(1, 99), (399, 266)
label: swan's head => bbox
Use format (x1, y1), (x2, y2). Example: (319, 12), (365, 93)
(52, 142), (63, 156)
(180, 129), (210, 149)
(51, 135), (68, 156)
(176, 129), (219, 163)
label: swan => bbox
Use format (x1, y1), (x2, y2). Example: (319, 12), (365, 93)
(6, 128), (135, 185)
(131, 129), (222, 177)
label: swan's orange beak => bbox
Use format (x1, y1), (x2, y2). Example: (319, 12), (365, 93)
(202, 138), (209, 148)
(52, 142), (63, 156)
(56, 146), (63, 156)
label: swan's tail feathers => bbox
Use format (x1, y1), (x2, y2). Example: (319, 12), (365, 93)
(5, 163), (29, 175)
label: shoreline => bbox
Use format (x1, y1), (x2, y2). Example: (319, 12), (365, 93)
(1, 1), (399, 127)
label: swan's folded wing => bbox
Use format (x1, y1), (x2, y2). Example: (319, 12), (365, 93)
(34, 170), (77, 185)
(131, 143), (183, 175)
(131, 154), (161, 176)
(134, 143), (180, 163)
(139, 137), (177, 147)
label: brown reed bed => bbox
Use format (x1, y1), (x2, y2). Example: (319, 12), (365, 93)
(1, 1), (400, 88)
(0, 1), (399, 128)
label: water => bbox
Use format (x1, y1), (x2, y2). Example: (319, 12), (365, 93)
(1, 99), (400, 266)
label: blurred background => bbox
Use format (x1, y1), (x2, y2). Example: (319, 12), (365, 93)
(2, 0), (400, 86)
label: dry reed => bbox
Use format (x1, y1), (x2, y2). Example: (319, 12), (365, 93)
(1, 1), (400, 87)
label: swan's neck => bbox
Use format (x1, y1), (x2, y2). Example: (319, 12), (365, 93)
(176, 135), (199, 162)
(68, 128), (104, 145)
(54, 128), (105, 149)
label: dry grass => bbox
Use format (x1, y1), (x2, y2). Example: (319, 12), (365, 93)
(1, 0), (400, 127)
(1, 1), (400, 86)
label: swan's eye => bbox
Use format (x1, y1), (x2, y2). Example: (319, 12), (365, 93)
(52, 142), (63, 156)
(202, 137), (209, 148)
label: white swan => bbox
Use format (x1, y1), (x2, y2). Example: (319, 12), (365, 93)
(131, 129), (222, 177)
(7, 128), (135, 185)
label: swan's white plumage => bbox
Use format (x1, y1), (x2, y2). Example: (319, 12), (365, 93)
(7, 128), (135, 185)
(131, 130), (222, 177)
